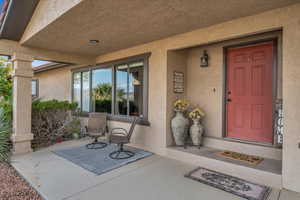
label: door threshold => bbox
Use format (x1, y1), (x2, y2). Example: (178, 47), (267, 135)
(223, 137), (277, 148)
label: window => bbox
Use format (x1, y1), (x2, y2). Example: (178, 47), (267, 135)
(72, 71), (90, 112)
(115, 61), (144, 116)
(31, 80), (38, 97)
(82, 71), (90, 112)
(92, 68), (112, 113)
(72, 72), (82, 109)
(72, 53), (149, 121)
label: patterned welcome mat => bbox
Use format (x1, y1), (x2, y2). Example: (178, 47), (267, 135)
(217, 151), (264, 165)
(185, 167), (271, 200)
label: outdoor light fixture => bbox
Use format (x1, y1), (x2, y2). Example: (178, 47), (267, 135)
(200, 50), (209, 67)
(89, 39), (100, 44)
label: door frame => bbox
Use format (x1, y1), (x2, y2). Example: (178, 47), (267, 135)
(222, 38), (278, 146)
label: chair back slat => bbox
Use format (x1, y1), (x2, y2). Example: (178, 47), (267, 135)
(127, 117), (138, 140)
(88, 113), (107, 133)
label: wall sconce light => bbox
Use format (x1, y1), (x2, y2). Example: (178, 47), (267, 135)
(200, 50), (209, 67)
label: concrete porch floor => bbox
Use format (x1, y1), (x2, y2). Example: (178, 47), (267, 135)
(11, 139), (300, 200)
(170, 146), (282, 175)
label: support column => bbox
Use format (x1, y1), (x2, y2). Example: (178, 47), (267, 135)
(282, 20), (300, 193)
(11, 53), (34, 155)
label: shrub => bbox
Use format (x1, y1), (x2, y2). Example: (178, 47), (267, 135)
(31, 99), (79, 149)
(0, 108), (10, 162)
(95, 99), (112, 113)
(0, 56), (12, 122)
(0, 56), (12, 162)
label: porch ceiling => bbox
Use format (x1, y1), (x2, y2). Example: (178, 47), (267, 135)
(21, 0), (299, 56)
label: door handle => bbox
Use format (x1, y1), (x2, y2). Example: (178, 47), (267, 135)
(227, 98), (232, 102)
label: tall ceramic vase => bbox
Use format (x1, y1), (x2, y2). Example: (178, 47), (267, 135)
(171, 110), (189, 146)
(190, 118), (204, 146)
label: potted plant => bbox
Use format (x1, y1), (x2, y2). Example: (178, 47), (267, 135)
(171, 99), (189, 146)
(189, 108), (205, 146)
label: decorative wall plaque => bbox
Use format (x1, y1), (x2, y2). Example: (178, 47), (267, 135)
(174, 71), (184, 93)
(274, 99), (283, 147)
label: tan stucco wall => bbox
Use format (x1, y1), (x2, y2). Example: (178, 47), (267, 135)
(34, 64), (90, 101)
(166, 50), (188, 146)
(33, 4), (300, 192)
(34, 66), (72, 101)
(282, 20), (300, 193)
(184, 31), (282, 139)
(94, 44), (169, 154)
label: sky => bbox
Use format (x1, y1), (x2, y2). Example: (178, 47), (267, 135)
(32, 60), (52, 67)
(0, 0), (4, 9)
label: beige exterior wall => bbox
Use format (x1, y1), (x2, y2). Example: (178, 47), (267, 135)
(166, 50), (188, 146)
(34, 64), (90, 101)
(33, 4), (300, 192)
(34, 66), (72, 101)
(185, 31), (282, 139)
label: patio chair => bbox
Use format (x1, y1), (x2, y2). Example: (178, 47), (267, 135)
(108, 117), (138, 159)
(85, 113), (108, 149)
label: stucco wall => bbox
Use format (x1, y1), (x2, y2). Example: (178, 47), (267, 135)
(33, 4), (300, 192)
(166, 50), (188, 146)
(34, 66), (72, 101)
(92, 44), (169, 154)
(184, 31), (282, 139)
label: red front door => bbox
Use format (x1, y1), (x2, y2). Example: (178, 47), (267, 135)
(226, 42), (274, 143)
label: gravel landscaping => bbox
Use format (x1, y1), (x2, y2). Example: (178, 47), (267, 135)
(0, 162), (42, 200)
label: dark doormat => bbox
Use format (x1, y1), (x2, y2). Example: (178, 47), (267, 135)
(185, 167), (271, 200)
(53, 144), (153, 175)
(217, 151), (264, 165)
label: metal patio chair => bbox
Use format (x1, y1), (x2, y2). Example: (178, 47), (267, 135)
(85, 112), (108, 149)
(108, 117), (138, 159)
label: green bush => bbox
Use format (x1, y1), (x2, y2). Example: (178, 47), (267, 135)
(31, 99), (79, 149)
(0, 56), (12, 122)
(95, 99), (139, 115)
(32, 99), (78, 112)
(95, 99), (112, 113)
(0, 56), (12, 162)
(0, 108), (10, 162)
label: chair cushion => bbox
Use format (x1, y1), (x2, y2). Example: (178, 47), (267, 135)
(88, 132), (103, 137)
(109, 135), (129, 143)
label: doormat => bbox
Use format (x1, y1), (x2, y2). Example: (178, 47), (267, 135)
(185, 167), (271, 200)
(53, 144), (153, 175)
(216, 151), (263, 165)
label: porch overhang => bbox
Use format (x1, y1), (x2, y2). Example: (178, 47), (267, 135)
(20, 0), (300, 56)
(0, 0), (39, 41)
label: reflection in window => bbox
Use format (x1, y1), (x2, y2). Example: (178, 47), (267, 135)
(31, 80), (38, 97)
(115, 62), (144, 117)
(82, 71), (90, 112)
(129, 61), (143, 117)
(92, 68), (112, 113)
(71, 54), (148, 119)
(115, 64), (128, 116)
(73, 72), (81, 109)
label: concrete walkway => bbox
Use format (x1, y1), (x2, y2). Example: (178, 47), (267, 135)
(11, 139), (300, 200)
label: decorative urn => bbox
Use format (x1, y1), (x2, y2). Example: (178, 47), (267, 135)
(189, 108), (205, 146)
(171, 110), (189, 146)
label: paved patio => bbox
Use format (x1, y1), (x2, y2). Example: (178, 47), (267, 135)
(11, 139), (300, 200)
